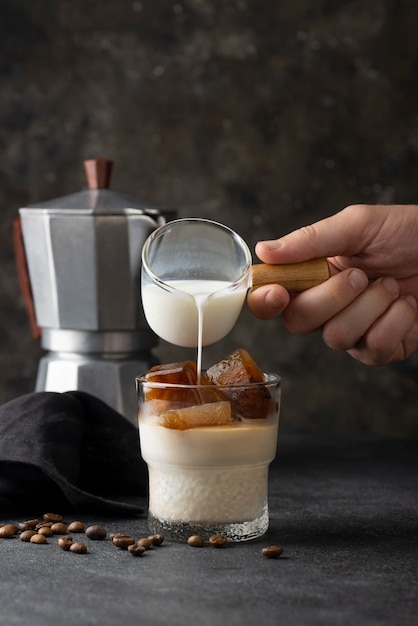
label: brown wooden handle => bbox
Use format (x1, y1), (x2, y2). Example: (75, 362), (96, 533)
(250, 258), (330, 293)
(13, 217), (41, 340)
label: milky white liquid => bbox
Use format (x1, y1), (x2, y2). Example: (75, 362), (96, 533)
(139, 419), (278, 523)
(141, 279), (246, 348)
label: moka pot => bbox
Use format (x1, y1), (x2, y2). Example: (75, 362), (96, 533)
(15, 157), (175, 424)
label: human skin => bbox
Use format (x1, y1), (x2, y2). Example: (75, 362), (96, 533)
(247, 204), (418, 365)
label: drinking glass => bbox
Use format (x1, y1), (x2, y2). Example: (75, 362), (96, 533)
(136, 373), (281, 542)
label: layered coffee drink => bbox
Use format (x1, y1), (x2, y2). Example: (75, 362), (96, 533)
(137, 349), (280, 542)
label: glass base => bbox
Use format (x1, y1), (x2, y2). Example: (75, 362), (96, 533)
(148, 501), (269, 543)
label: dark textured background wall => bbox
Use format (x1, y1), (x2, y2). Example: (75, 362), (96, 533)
(1, 0), (418, 437)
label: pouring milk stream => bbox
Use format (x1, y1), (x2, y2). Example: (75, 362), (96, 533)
(141, 218), (329, 378)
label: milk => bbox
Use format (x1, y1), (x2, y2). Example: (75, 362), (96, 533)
(142, 279), (246, 348)
(140, 419), (278, 467)
(139, 419), (278, 523)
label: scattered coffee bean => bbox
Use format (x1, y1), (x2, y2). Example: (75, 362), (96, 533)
(261, 545), (283, 559)
(5, 514), (288, 566)
(0, 524), (18, 538)
(67, 521), (85, 533)
(187, 535), (204, 547)
(36, 521), (53, 529)
(112, 534), (136, 550)
(128, 543), (146, 557)
(43, 513), (63, 523)
(57, 536), (73, 551)
(110, 532), (131, 539)
(51, 522), (67, 535)
(30, 533), (48, 544)
(148, 534), (164, 546)
(69, 541), (88, 554)
(109, 531), (132, 540)
(18, 519), (39, 531)
(85, 524), (106, 540)
(20, 530), (37, 542)
(137, 537), (153, 550)
(209, 534), (227, 548)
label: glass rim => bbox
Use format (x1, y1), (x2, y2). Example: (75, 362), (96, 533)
(136, 372), (281, 390)
(141, 217), (253, 292)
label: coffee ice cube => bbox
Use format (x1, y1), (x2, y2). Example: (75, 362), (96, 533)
(206, 348), (265, 385)
(159, 401), (232, 430)
(142, 361), (227, 417)
(142, 361), (199, 410)
(145, 360), (198, 386)
(206, 348), (270, 419)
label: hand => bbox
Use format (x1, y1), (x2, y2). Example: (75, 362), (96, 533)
(247, 204), (418, 365)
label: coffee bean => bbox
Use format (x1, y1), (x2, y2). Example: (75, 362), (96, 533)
(85, 524), (106, 540)
(30, 533), (48, 544)
(36, 521), (53, 529)
(148, 534), (164, 546)
(128, 544), (146, 557)
(110, 532), (131, 539)
(69, 541), (87, 554)
(20, 530), (37, 542)
(187, 535), (204, 547)
(18, 519), (39, 531)
(43, 513), (63, 523)
(67, 521), (85, 533)
(261, 545), (283, 559)
(112, 534), (136, 550)
(0, 524), (18, 538)
(109, 532), (132, 540)
(57, 536), (73, 551)
(137, 537), (153, 550)
(38, 526), (53, 537)
(51, 522), (68, 535)
(209, 534), (227, 548)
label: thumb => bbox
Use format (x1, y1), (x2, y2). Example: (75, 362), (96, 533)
(255, 206), (373, 264)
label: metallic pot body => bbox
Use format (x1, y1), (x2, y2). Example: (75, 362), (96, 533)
(19, 208), (161, 346)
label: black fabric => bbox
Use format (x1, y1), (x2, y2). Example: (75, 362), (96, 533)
(0, 391), (147, 514)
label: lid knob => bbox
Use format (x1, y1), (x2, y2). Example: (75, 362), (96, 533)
(83, 157), (113, 190)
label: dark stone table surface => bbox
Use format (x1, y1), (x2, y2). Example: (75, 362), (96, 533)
(1, 427), (417, 626)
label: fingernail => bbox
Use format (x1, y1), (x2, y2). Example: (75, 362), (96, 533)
(404, 294), (417, 311)
(382, 276), (399, 296)
(257, 239), (282, 250)
(348, 268), (368, 291)
(265, 288), (285, 310)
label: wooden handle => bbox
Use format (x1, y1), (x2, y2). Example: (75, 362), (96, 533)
(250, 258), (330, 293)
(13, 217), (41, 340)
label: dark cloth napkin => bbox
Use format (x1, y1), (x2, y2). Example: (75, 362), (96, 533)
(0, 391), (148, 515)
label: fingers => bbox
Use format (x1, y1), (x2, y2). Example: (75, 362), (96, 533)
(281, 268), (369, 334)
(281, 271), (418, 365)
(320, 276), (401, 350)
(347, 296), (418, 365)
(246, 284), (290, 320)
